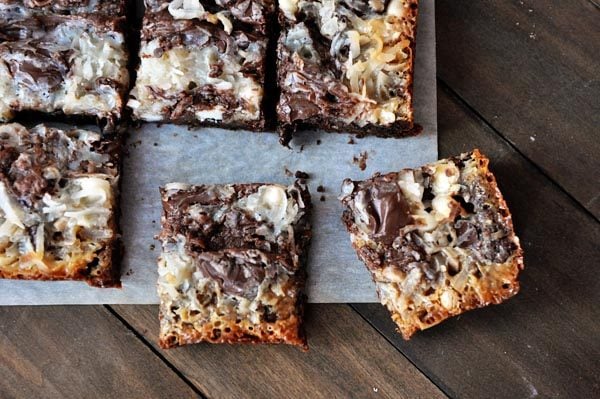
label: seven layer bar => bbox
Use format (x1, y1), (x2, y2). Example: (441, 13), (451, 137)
(128, 0), (274, 130)
(0, 123), (121, 286)
(0, 0), (129, 124)
(340, 150), (524, 339)
(277, 0), (419, 145)
(157, 181), (311, 348)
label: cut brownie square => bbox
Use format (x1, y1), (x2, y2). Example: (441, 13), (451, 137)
(0, 123), (121, 287)
(128, 1), (272, 129)
(0, 14), (129, 124)
(0, 0), (126, 18)
(340, 150), (524, 339)
(157, 181), (311, 349)
(144, 0), (275, 34)
(277, 0), (419, 145)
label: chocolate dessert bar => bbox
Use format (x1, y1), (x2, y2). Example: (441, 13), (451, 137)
(144, 0), (275, 34)
(0, 0), (126, 18)
(128, 1), (273, 129)
(0, 13), (129, 124)
(340, 150), (524, 339)
(0, 123), (121, 287)
(157, 181), (311, 349)
(277, 0), (419, 144)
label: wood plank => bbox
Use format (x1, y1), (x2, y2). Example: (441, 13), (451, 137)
(0, 306), (199, 399)
(353, 85), (600, 398)
(112, 304), (447, 399)
(436, 0), (600, 217)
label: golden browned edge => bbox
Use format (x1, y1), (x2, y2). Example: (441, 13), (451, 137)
(0, 208), (121, 288)
(158, 307), (308, 351)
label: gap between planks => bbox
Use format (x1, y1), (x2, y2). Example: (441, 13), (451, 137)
(349, 304), (454, 398)
(106, 304), (449, 398)
(436, 78), (600, 226)
(105, 305), (207, 399)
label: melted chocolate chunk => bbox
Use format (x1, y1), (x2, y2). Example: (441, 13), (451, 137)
(363, 182), (411, 245)
(197, 250), (274, 299)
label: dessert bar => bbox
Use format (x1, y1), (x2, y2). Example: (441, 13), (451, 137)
(128, 0), (273, 129)
(157, 181), (311, 348)
(0, 123), (121, 287)
(277, 0), (419, 144)
(0, 11), (129, 124)
(340, 150), (523, 338)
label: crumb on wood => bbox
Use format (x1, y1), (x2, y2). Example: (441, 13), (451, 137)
(317, 185), (325, 192)
(348, 137), (356, 144)
(295, 170), (309, 179)
(284, 167), (293, 177)
(152, 220), (156, 224)
(320, 195), (326, 202)
(149, 244), (155, 251)
(352, 151), (368, 171)
(125, 269), (133, 276)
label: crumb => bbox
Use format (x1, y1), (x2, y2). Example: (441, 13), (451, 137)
(125, 269), (133, 276)
(529, 136), (536, 142)
(353, 151), (368, 171)
(529, 32), (536, 39)
(347, 137), (356, 144)
(153, 142), (158, 146)
(316, 139), (321, 145)
(152, 220), (156, 224)
(373, 387), (379, 393)
(149, 244), (155, 251)
(284, 167), (293, 177)
(129, 140), (142, 148)
(300, 144), (305, 152)
(320, 195), (326, 202)
(316, 185), (325, 192)
(295, 170), (310, 179)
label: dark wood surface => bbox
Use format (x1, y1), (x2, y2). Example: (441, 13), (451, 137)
(0, 1), (598, 398)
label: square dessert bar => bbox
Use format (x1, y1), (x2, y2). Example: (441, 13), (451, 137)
(0, 123), (121, 287)
(128, 0), (273, 129)
(277, 0), (419, 145)
(144, 0), (275, 34)
(157, 181), (311, 349)
(0, 0), (126, 18)
(0, 12), (129, 124)
(340, 150), (524, 339)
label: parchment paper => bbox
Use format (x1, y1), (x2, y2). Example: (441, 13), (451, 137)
(0, 1), (436, 304)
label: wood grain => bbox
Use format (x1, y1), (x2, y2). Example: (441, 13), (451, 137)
(0, 306), (199, 399)
(112, 304), (447, 399)
(353, 85), (600, 399)
(436, 0), (600, 217)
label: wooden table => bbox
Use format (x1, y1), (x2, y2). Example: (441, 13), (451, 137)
(1, 2), (598, 398)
